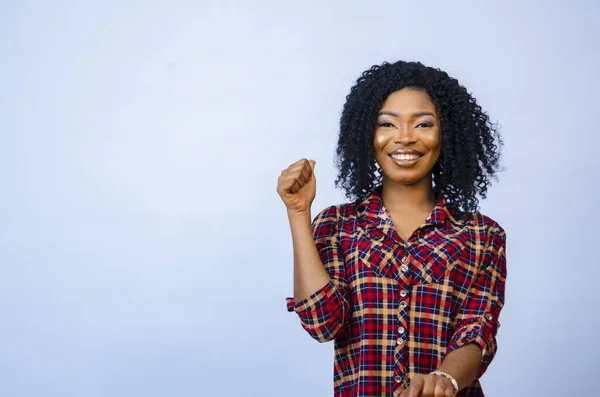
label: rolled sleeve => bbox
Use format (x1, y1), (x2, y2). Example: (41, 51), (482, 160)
(286, 281), (347, 342)
(447, 225), (506, 378)
(285, 206), (349, 343)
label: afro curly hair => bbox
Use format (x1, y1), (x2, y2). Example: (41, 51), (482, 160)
(335, 60), (502, 215)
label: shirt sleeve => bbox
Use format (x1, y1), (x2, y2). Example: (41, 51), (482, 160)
(446, 224), (507, 378)
(285, 205), (350, 343)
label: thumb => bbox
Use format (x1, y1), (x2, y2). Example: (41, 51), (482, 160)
(309, 159), (316, 170)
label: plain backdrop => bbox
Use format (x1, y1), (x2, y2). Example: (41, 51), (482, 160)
(1, 1), (599, 396)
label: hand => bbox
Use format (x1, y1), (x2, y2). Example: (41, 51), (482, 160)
(276, 158), (317, 215)
(400, 374), (456, 397)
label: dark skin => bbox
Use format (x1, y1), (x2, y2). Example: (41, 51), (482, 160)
(277, 88), (482, 396)
(374, 87), (441, 240)
(376, 88), (482, 396)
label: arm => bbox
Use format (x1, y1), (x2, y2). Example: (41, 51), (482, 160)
(286, 206), (350, 342)
(445, 225), (507, 380)
(403, 344), (483, 397)
(436, 343), (482, 389)
(288, 211), (331, 302)
(277, 158), (349, 343)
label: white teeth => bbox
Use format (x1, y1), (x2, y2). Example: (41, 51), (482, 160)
(391, 154), (420, 161)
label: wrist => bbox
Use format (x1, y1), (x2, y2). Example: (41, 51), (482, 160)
(430, 370), (458, 393)
(287, 210), (312, 221)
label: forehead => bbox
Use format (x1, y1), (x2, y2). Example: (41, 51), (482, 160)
(379, 88), (436, 114)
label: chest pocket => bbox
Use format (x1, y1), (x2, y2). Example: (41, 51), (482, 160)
(409, 229), (465, 286)
(352, 225), (466, 286)
(353, 226), (406, 283)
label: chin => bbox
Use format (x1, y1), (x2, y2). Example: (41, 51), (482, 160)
(382, 171), (430, 186)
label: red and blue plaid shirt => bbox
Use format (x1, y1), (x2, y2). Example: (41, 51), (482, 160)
(287, 187), (506, 396)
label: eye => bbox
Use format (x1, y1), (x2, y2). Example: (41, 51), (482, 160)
(415, 121), (433, 128)
(378, 121), (395, 128)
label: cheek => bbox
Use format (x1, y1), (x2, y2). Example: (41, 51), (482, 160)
(423, 130), (442, 153)
(373, 132), (389, 152)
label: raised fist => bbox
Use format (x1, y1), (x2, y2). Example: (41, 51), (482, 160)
(277, 158), (317, 215)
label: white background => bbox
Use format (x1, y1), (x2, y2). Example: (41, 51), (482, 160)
(1, 1), (599, 396)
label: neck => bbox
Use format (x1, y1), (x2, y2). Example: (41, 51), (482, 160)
(381, 175), (436, 214)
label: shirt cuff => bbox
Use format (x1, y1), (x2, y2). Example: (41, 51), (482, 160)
(447, 312), (499, 378)
(286, 281), (335, 313)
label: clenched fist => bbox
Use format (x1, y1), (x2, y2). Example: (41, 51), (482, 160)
(277, 158), (316, 215)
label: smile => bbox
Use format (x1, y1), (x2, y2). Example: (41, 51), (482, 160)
(388, 153), (423, 167)
(390, 153), (422, 161)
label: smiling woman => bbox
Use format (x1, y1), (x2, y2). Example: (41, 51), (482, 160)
(277, 60), (505, 397)
(374, 89), (442, 193)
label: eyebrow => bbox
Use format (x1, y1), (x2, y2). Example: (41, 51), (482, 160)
(378, 111), (436, 118)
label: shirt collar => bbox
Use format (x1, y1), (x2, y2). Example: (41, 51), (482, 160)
(356, 186), (464, 227)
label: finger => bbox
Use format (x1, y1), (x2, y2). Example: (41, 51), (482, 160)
(289, 178), (302, 194)
(421, 377), (435, 397)
(286, 163), (310, 181)
(305, 160), (315, 178)
(302, 160), (316, 183)
(296, 160), (314, 185)
(299, 167), (311, 185)
(277, 174), (290, 195)
(433, 382), (449, 397)
(290, 158), (310, 171)
(408, 377), (424, 397)
(444, 385), (455, 397)
(294, 170), (308, 187)
(278, 175), (297, 193)
(399, 390), (409, 397)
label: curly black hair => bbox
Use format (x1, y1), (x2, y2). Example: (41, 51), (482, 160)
(335, 60), (502, 215)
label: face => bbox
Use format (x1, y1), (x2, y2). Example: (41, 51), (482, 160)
(373, 88), (441, 186)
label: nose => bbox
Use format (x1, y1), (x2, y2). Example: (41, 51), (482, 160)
(393, 125), (417, 145)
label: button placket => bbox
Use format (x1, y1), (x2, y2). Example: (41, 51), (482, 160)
(400, 255), (409, 274)
(395, 253), (411, 380)
(395, 282), (410, 363)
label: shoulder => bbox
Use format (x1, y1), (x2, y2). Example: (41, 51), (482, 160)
(313, 202), (355, 224)
(463, 211), (506, 239)
(312, 201), (359, 234)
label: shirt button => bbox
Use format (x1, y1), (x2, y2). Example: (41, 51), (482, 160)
(400, 290), (408, 298)
(401, 265), (409, 273)
(401, 256), (408, 264)
(399, 301), (407, 309)
(395, 375), (402, 383)
(485, 313), (493, 321)
(397, 338), (405, 345)
(398, 327), (406, 334)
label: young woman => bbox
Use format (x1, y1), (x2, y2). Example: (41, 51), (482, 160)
(277, 60), (506, 397)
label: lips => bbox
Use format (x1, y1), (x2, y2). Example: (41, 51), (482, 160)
(388, 150), (424, 167)
(390, 153), (422, 161)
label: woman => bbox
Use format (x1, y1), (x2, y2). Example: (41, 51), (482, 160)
(277, 60), (506, 397)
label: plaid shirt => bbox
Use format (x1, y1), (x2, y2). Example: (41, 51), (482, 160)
(286, 187), (506, 396)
